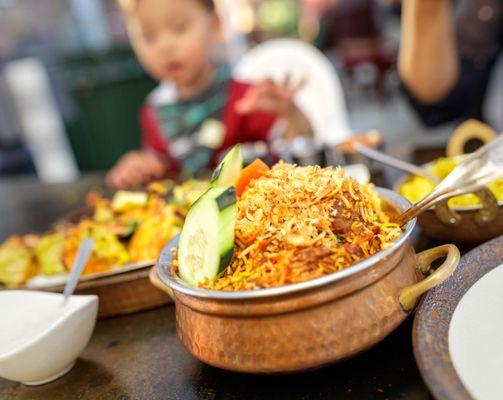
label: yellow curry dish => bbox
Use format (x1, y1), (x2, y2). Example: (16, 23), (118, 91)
(399, 157), (503, 207)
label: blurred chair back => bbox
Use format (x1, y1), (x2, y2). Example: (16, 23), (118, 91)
(233, 38), (351, 146)
(3, 58), (78, 182)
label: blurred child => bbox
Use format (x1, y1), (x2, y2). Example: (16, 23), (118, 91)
(107, 0), (312, 188)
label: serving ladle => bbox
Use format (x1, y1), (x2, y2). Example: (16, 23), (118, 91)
(354, 142), (440, 183)
(394, 134), (503, 226)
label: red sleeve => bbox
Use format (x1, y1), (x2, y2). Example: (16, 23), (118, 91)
(221, 80), (277, 148)
(139, 104), (180, 170)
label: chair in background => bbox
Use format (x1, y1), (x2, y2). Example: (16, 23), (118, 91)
(233, 38), (352, 147)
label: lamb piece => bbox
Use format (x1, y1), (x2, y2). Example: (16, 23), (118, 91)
(330, 196), (365, 235)
(330, 200), (354, 234)
(331, 215), (353, 234)
(344, 243), (364, 258)
(292, 247), (333, 270)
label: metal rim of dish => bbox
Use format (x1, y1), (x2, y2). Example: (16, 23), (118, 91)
(0, 260), (157, 291)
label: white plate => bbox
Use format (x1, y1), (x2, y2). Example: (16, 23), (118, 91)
(413, 235), (503, 400)
(449, 264), (503, 400)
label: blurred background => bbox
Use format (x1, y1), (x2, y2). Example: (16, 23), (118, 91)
(0, 0), (501, 183)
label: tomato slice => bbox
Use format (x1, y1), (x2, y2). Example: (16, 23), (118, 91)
(235, 158), (270, 197)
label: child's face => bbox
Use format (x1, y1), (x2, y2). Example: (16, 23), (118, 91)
(129, 0), (218, 87)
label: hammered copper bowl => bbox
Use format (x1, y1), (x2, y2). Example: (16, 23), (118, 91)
(151, 188), (460, 373)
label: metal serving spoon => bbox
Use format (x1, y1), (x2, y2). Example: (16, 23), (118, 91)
(354, 142), (440, 183)
(62, 238), (95, 305)
(395, 134), (503, 226)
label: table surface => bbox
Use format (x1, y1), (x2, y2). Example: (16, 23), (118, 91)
(0, 174), (433, 400)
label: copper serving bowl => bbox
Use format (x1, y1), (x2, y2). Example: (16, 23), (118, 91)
(150, 188), (460, 373)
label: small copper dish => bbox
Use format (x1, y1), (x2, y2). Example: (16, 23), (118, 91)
(393, 120), (502, 244)
(151, 189), (460, 373)
(394, 161), (503, 243)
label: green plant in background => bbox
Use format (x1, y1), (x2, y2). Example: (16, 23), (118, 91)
(62, 46), (157, 172)
(257, 0), (300, 37)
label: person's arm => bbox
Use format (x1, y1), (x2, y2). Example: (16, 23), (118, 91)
(106, 105), (175, 189)
(398, 0), (459, 103)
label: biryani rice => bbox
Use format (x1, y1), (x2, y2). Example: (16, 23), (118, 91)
(199, 162), (402, 291)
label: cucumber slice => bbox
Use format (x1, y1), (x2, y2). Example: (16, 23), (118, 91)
(211, 144), (243, 188)
(177, 187), (236, 287)
(214, 186), (237, 210)
(117, 221), (138, 239)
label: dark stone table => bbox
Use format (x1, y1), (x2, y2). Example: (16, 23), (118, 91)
(0, 175), (432, 400)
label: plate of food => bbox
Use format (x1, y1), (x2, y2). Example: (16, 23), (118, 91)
(412, 235), (503, 400)
(151, 145), (461, 373)
(0, 178), (209, 317)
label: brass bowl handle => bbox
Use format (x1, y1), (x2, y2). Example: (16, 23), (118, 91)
(399, 244), (460, 311)
(434, 187), (499, 226)
(149, 267), (174, 299)
(446, 119), (496, 157)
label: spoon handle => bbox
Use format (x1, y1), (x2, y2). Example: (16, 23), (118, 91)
(62, 238), (95, 302)
(354, 143), (440, 183)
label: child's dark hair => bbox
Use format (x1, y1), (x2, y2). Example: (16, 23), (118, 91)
(199, 0), (215, 11)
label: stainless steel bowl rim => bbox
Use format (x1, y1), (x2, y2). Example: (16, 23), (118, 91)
(156, 188), (416, 300)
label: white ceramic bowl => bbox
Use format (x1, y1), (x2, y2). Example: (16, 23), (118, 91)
(0, 290), (98, 385)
